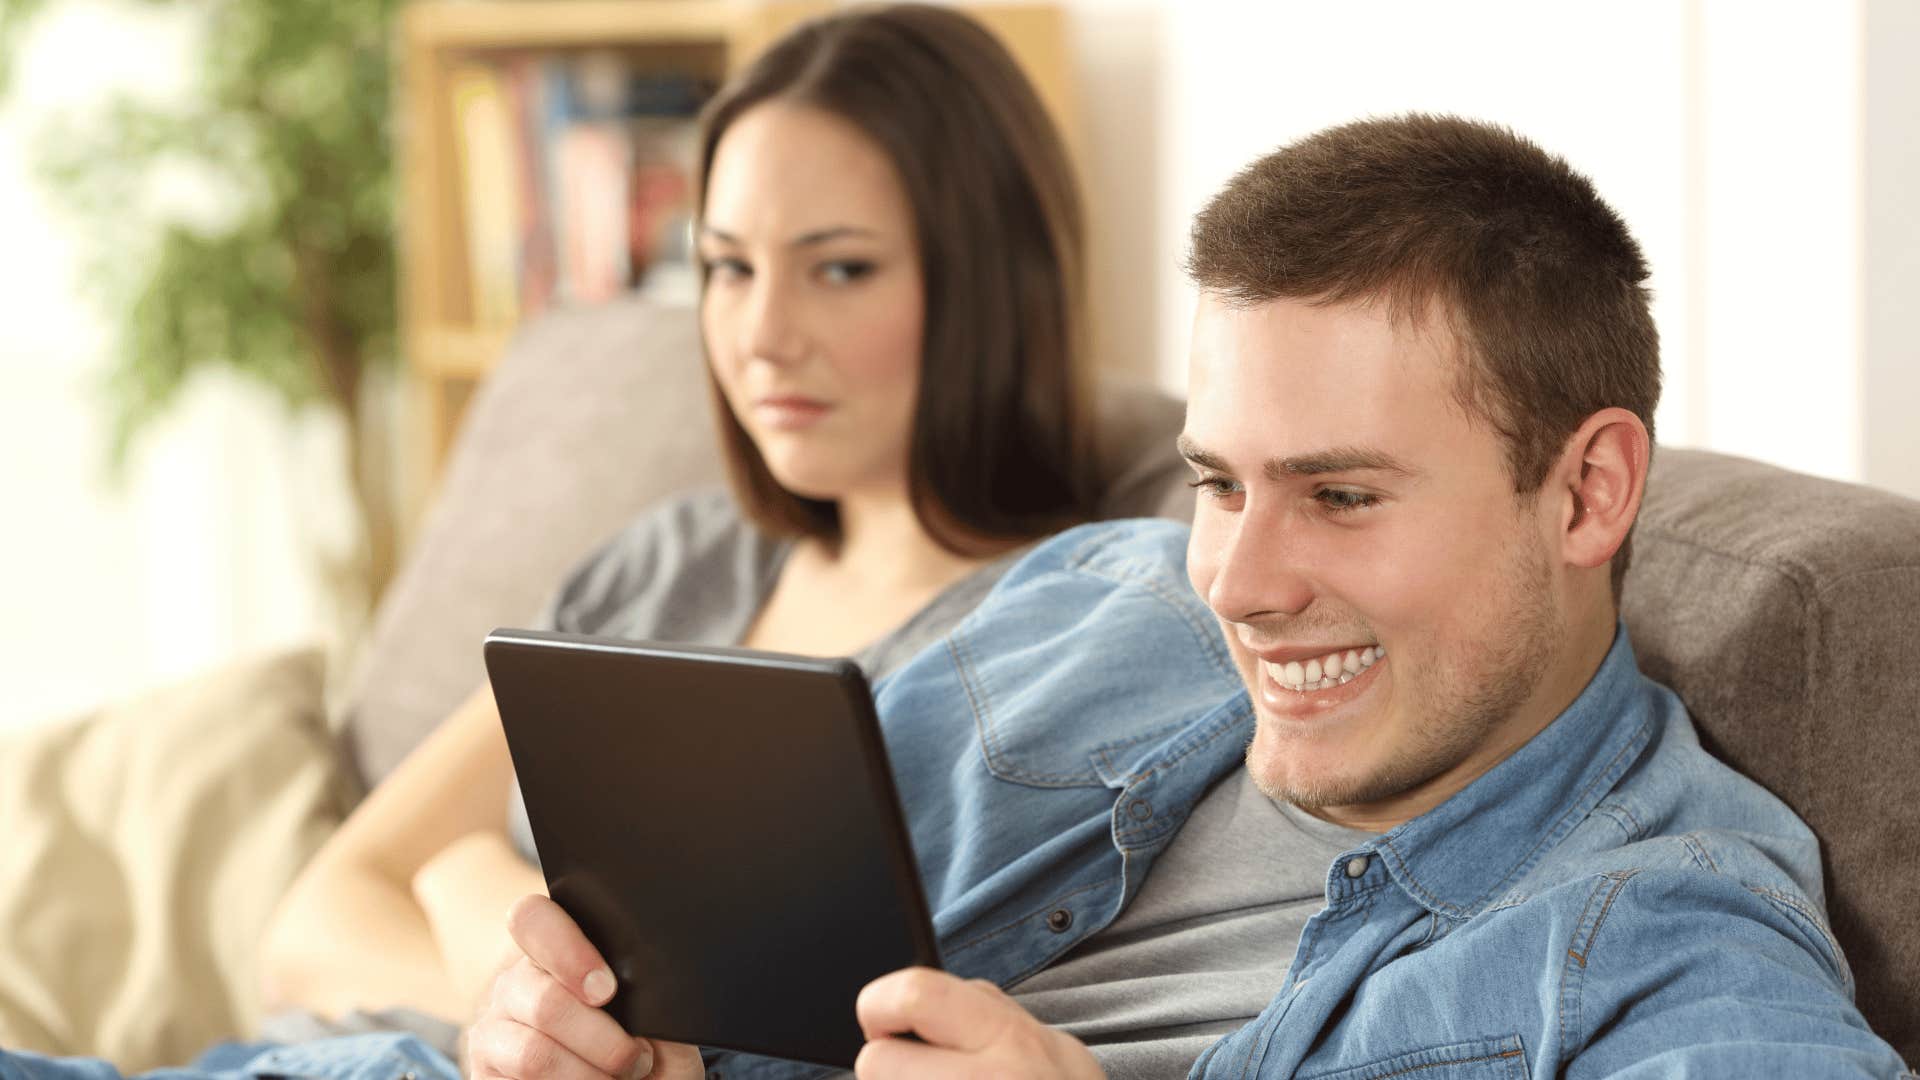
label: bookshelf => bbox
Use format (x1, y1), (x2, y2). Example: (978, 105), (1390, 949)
(396, 0), (1079, 511)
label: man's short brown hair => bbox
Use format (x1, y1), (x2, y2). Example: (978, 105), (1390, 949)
(1187, 113), (1661, 596)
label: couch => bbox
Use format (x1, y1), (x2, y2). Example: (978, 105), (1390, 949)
(1, 297), (1913, 1067)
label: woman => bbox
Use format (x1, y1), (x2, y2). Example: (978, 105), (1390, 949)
(259, 2), (1095, 1035)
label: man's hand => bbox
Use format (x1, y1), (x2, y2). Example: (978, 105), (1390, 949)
(853, 967), (1104, 1079)
(465, 894), (703, 1080)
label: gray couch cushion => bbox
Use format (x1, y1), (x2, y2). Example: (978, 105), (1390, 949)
(1622, 448), (1920, 1061)
(336, 299), (719, 791)
(337, 297), (1192, 792)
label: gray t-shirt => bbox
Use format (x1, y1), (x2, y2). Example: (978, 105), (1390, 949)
(1007, 769), (1375, 1079)
(508, 487), (1021, 864)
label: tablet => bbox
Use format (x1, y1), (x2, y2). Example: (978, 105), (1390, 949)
(483, 629), (943, 1069)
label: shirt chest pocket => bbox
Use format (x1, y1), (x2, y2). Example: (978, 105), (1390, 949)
(1295, 1034), (1531, 1080)
(950, 621), (1219, 789)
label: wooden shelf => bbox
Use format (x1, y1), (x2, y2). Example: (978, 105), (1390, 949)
(414, 324), (518, 380)
(401, 1), (753, 51)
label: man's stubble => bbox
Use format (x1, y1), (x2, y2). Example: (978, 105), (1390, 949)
(1254, 522), (1564, 814)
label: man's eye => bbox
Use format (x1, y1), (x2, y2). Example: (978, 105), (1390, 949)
(1187, 476), (1242, 500)
(1316, 488), (1380, 513)
(819, 260), (876, 285)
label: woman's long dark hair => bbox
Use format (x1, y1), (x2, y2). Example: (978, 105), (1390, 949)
(697, 3), (1096, 553)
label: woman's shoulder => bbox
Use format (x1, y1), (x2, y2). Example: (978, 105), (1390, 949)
(540, 486), (785, 638)
(575, 485), (759, 583)
(626, 484), (756, 544)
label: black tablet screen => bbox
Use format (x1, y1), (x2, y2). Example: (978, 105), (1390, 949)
(485, 630), (943, 1068)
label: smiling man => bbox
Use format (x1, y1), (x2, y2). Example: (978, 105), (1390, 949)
(853, 115), (1905, 1076)
(1177, 292), (1635, 837)
(460, 115), (1909, 1080)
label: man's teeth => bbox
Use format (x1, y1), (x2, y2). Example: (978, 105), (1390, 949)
(1263, 645), (1385, 692)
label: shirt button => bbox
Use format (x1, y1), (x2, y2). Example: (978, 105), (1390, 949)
(1046, 908), (1074, 932)
(1127, 798), (1153, 821)
(1345, 855), (1371, 878)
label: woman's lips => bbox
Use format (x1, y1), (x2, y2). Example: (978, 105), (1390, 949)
(753, 396), (833, 430)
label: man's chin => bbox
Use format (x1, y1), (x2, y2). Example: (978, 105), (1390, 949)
(1245, 730), (1370, 810)
(1243, 722), (1437, 819)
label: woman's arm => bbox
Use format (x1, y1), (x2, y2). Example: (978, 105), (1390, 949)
(259, 682), (523, 1022)
(412, 828), (550, 1006)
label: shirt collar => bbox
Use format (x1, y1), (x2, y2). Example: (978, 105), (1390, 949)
(1366, 622), (1658, 920)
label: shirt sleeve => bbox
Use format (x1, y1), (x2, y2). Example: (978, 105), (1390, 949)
(1566, 868), (1911, 1078)
(530, 486), (779, 640)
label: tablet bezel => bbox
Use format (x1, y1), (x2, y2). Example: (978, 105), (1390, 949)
(483, 628), (944, 1068)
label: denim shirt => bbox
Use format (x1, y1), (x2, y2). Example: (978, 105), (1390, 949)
(714, 520), (1908, 1079)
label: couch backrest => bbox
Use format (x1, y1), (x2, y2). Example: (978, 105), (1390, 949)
(337, 298), (1193, 792)
(1622, 448), (1920, 1061)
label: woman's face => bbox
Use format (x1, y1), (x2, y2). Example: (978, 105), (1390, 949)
(698, 101), (925, 504)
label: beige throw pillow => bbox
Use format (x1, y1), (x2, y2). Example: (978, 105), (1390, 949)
(0, 648), (350, 1070)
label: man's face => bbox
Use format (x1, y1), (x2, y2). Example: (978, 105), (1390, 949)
(1182, 294), (1572, 826)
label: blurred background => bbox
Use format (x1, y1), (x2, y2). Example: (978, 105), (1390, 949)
(2, 0), (1914, 735)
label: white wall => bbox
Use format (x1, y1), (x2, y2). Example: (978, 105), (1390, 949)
(1863, 0), (1920, 500)
(1147, 0), (1690, 446)
(0, 1), (338, 733)
(1066, 0), (1905, 491)
(1691, 0), (1862, 482)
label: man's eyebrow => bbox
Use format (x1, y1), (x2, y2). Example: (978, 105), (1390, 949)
(696, 224), (876, 248)
(1267, 447), (1419, 479)
(1176, 436), (1417, 479)
(1175, 436), (1228, 473)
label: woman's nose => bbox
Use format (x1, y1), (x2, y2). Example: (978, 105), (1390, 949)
(741, 277), (804, 367)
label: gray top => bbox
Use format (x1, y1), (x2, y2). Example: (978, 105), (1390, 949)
(508, 487), (1022, 864)
(1006, 769), (1374, 1079)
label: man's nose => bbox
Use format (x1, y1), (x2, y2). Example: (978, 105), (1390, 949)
(1207, 509), (1315, 624)
(741, 276), (804, 366)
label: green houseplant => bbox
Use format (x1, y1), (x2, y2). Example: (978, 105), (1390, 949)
(1, 0), (404, 622)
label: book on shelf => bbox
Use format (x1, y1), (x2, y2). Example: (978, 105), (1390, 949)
(449, 62), (522, 327)
(448, 51), (711, 328)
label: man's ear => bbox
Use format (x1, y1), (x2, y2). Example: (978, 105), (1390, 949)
(1553, 408), (1651, 572)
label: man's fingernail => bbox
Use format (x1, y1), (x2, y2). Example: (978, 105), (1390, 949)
(584, 967), (616, 1003)
(625, 1041), (654, 1080)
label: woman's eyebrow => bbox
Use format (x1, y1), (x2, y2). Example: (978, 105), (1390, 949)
(788, 225), (878, 248)
(699, 224), (881, 248)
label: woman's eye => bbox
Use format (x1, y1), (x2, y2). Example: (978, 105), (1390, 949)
(819, 259), (876, 285)
(703, 256), (750, 282)
(1316, 488), (1380, 513)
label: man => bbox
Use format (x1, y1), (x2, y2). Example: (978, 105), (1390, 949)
(465, 115), (1909, 1078)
